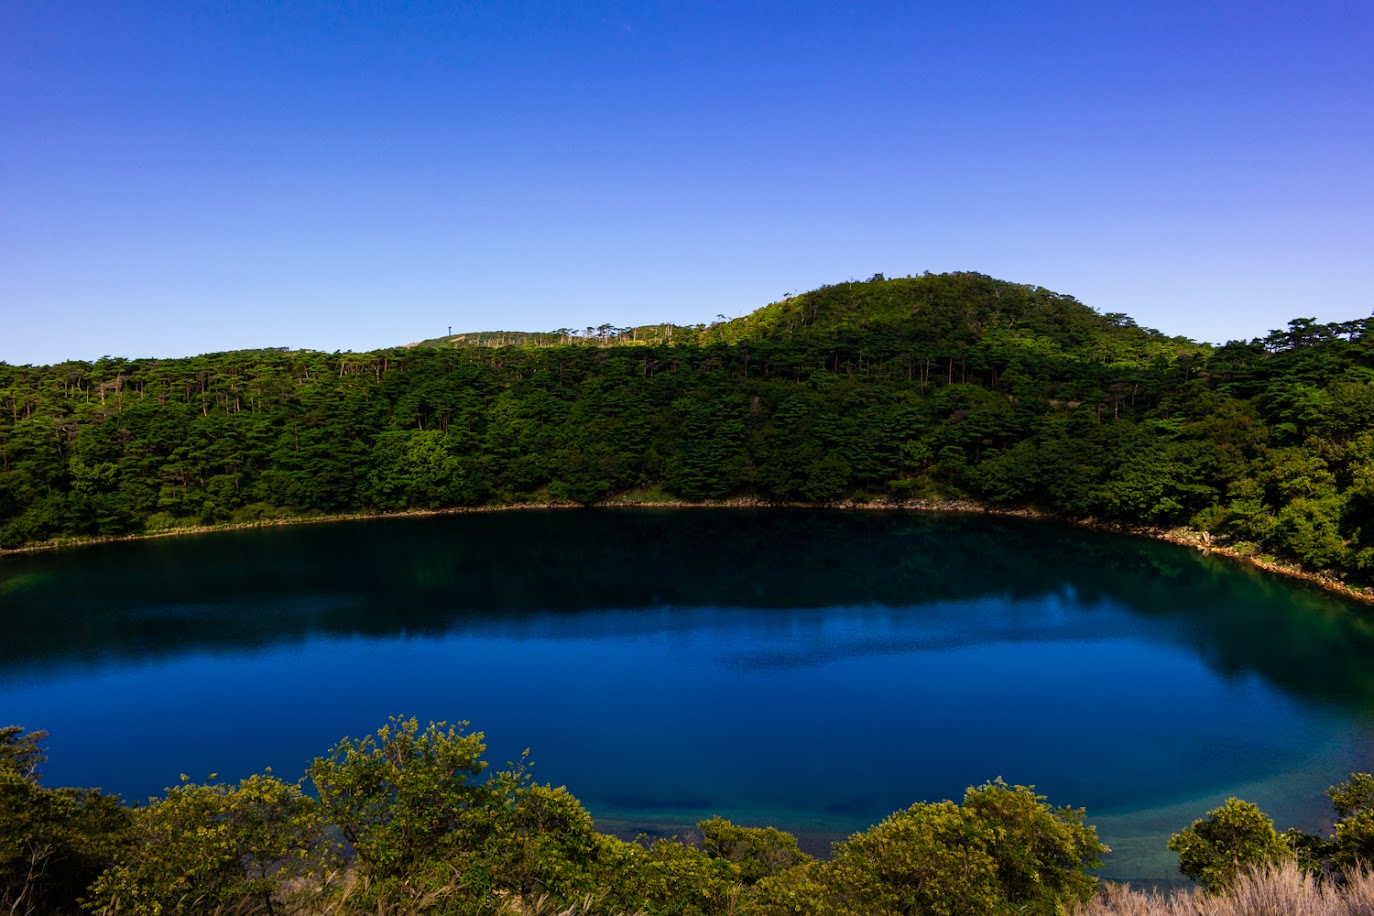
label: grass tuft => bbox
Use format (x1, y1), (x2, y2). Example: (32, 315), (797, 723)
(1075, 861), (1374, 916)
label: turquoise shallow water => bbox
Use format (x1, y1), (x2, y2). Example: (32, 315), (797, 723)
(2, 509), (1373, 881)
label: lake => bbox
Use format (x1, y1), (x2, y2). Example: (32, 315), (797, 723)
(2, 508), (1372, 882)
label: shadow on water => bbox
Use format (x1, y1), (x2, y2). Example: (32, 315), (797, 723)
(3, 509), (1373, 708)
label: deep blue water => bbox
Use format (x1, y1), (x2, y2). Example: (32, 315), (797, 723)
(2, 509), (1372, 881)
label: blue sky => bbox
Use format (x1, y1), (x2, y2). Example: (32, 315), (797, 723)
(3, 1), (1371, 365)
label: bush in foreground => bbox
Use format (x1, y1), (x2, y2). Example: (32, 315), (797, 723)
(1166, 798), (1291, 893)
(0, 727), (131, 916)
(85, 773), (330, 916)
(2, 720), (1118, 915)
(32, 720), (1374, 914)
(748, 780), (1107, 916)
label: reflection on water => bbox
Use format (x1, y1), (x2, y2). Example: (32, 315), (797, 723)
(2, 509), (1373, 881)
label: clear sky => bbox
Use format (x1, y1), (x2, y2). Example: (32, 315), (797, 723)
(3, 1), (1371, 365)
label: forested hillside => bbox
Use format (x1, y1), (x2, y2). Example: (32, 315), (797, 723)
(4, 272), (1373, 586)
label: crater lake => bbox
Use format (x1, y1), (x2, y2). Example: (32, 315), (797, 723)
(2, 508), (1372, 882)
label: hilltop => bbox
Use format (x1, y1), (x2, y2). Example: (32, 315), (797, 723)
(409, 272), (1201, 361)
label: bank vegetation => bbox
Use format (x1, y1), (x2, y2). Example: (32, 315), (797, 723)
(3, 273), (1374, 595)
(5, 720), (1374, 915)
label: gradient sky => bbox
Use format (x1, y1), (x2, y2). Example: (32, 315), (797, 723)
(3, 1), (1371, 365)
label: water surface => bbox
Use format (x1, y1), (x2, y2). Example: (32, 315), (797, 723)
(2, 509), (1372, 881)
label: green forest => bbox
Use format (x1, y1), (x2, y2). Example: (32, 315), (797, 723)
(4, 272), (1374, 587)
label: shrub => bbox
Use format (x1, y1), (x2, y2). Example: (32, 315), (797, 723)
(0, 727), (131, 915)
(698, 817), (813, 885)
(749, 780), (1106, 916)
(960, 779), (1107, 911)
(308, 717), (494, 881)
(1329, 773), (1374, 869)
(85, 772), (328, 916)
(1167, 797), (1291, 892)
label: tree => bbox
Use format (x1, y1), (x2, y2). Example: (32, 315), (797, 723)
(307, 716), (494, 880)
(0, 727), (131, 916)
(86, 773), (328, 916)
(752, 781), (1106, 916)
(1328, 772), (1374, 869)
(824, 800), (1004, 916)
(0, 724), (46, 780)
(698, 816), (812, 885)
(1167, 797), (1291, 892)
(473, 783), (609, 902)
(960, 779), (1106, 911)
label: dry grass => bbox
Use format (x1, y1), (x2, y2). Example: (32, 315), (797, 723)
(1075, 861), (1374, 916)
(274, 871), (647, 916)
(495, 893), (646, 916)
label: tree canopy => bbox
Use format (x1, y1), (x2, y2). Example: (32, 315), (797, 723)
(3, 271), (1373, 586)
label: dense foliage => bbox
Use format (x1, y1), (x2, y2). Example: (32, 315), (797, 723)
(1166, 798), (1290, 892)
(6, 719), (1373, 914)
(1166, 775), (1374, 894)
(3, 720), (1109, 916)
(0, 728), (131, 915)
(4, 272), (1374, 586)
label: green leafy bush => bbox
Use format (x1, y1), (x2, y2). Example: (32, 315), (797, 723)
(0, 727), (131, 916)
(1167, 797), (1291, 891)
(749, 780), (1106, 916)
(85, 773), (328, 916)
(1329, 772), (1374, 869)
(307, 717), (494, 881)
(698, 817), (812, 885)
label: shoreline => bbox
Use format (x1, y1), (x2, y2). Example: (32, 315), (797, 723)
(3, 496), (1371, 606)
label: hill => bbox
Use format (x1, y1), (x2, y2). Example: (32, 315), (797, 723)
(412, 272), (1199, 359)
(2, 272), (1372, 591)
